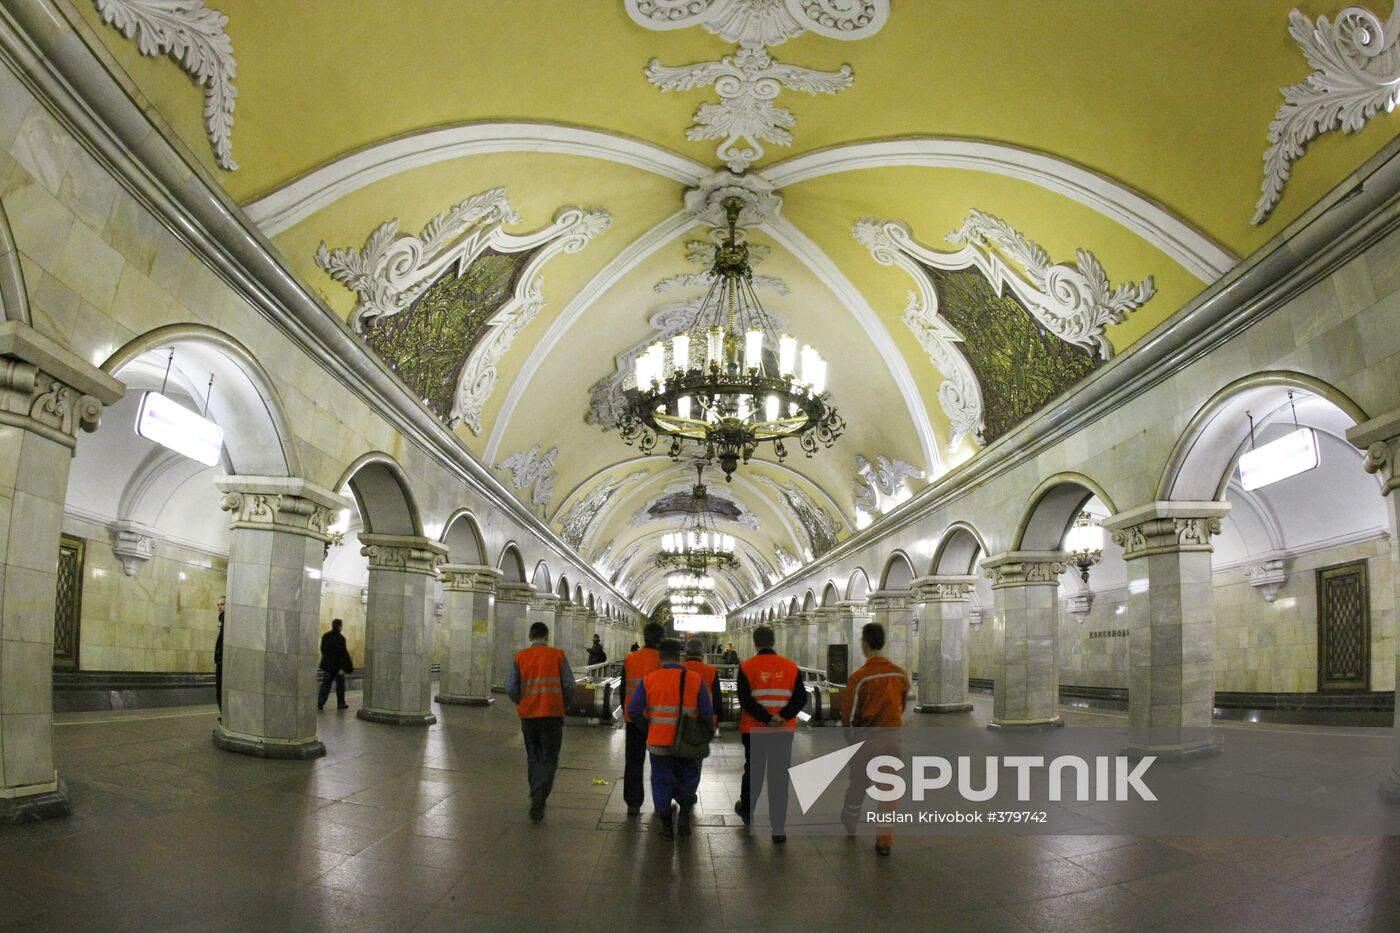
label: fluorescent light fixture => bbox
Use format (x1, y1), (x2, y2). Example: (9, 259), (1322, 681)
(679, 613), (725, 632)
(136, 392), (223, 466)
(1238, 427), (1319, 491)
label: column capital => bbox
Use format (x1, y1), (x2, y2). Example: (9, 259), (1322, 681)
(867, 589), (911, 611)
(911, 574), (977, 602)
(358, 533), (449, 574)
(1102, 501), (1230, 559)
(496, 581), (536, 603)
(981, 551), (1070, 588)
(0, 321), (123, 447)
(1349, 408), (1400, 495)
(440, 563), (502, 593)
(834, 599), (868, 615)
(528, 592), (560, 611)
(216, 476), (352, 542)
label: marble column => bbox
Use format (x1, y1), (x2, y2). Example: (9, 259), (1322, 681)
(1104, 502), (1230, 758)
(1350, 413), (1400, 801)
(492, 582), (533, 690)
(790, 612), (811, 666)
(436, 564), (502, 706)
(811, 608), (835, 673)
(528, 593), (560, 648)
(584, 610), (598, 655)
(911, 575), (976, 713)
(867, 590), (914, 673)
(0, 323), (121, 822)
(555, 602), (581, 666)
(213, 478), (350, 758)
(982, 552), (1068, 728)
(357, 534), (448, 725)
(830, 600), (867, 682)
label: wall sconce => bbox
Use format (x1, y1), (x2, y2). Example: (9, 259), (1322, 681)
(1064, 511), (1104, 584)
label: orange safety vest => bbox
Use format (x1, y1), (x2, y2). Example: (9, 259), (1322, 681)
(683, 658), (720, 727)
(842, 656), (910, 728)
(623, 647), (662, 723)
(640, 665), (703, 748)
(514, 644), (567, 719)
(739, 652), (800, 734)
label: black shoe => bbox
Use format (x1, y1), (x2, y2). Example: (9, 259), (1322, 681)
(626, 806), (641, 817)
(734, 801), (750, 825)
(659, 813), (675, 841)
(337, 704), (349, 709)
(772, 834), (786, 844)
(529, 794), (545, 822)
(677, 806), (693, 838)
(317, 704), (325, 711)
(875, 844), (891, 856)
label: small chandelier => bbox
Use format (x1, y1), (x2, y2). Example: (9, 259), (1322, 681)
(1065, 511), (1104, 584)
(655, 465), (740, 571)
(619, 196), (845, 480)
(667, 573), (715, 591)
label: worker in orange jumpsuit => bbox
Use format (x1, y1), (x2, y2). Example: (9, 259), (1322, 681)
(840, 621), (910, 855)
(506, 620), (576, 822)
(622, 622), (665, 815)
(683, 637), (721, 731)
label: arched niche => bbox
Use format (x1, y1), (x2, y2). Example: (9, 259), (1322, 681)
(879, 551), (917, 591)
(531, 561), (552, 593)
(801, 590), (816, 612)
(821, 582), (840, 607)
(555, 574), (571, 601)
(931, 522), (987, 575)
(441, 509), (486, 564)
(1012, 473), (1117, 552)
(845, 568), (872, 602)
(497, 543), (527, 582)
(337, 453), (422, 537)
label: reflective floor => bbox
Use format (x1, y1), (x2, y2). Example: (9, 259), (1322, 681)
(1, 695), (1398, 932)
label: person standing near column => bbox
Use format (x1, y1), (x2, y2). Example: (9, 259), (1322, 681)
(735, 625), (807, 843)
(683, 637), (721, 731)
(213, 595), (225, 718)
(622, 623), (665, 815)
(317, 618), (354, 711)
(628, 638), (713, 840)
(840, 621), (910, 856)
(507, 621), (576, 822)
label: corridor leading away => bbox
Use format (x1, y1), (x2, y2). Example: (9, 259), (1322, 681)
(1, 697), (1395, 932)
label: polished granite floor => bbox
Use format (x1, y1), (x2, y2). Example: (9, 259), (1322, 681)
(1, 694), (1398, 932)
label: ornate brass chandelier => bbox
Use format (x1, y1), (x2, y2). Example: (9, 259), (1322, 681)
(654, 465), (740, 572)
(619, 196), (844, 480)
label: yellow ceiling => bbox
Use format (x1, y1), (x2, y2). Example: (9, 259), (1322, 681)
(66, 0), (1400, 596)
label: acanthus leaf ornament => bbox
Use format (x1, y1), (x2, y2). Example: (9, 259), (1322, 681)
(624, 0), (888, 48)
(853, 453), (922, 514)
(495, 445), (559, 510)
(93, 0), (239, 170)
(1253, 4), (1400, 224)
(557, 470), (648, 551)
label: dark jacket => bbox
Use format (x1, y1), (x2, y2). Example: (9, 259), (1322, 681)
(586, 643), (607, 665)
(319, 629), (353, 674)
(721, 649), (740, 664)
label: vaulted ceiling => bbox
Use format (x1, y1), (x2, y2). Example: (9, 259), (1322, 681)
(72, 0), (1400, 610)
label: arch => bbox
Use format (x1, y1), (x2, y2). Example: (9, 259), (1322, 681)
(845, 567), (872, 602)
(821, 581), (840, 607)
(103, 324), (302, 477)
(786, 597), (799, 616)
(586, 592), (596, 611)
(1158, 371), (1370, 502)
(336, 452), (423, 537)
(0, 199), (31, 325)
(574, 583), (585, 607)
(1012, 472), (1117, 552)
(531, 560), (553, 594)
(801, 590), (816, 612)
(555, 574), (571, 600)
(497, 543), (527, 582)
(931, 521), (988, 575)
(441, 509), (485, 564)
(879, 551), (917, 591)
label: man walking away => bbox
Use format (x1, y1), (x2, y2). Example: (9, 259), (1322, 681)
(507, 621), (576, 822)
(587, 634), (607, 666)
(214, 596), (225, 717)
(841, 621), (910, 856)
(317, 618), (354, 710)
(683, 637), (721, 730)
(622, 623), (665, 815)
(735, 624), (807, 843)
(628, 638), (713, 840)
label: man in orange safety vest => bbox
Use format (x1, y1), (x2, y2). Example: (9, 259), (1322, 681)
(507, 621), (576, 822)
(627, 638), (714, 840)
(735, 625), (807, 843)
(621, 622), (665, 815)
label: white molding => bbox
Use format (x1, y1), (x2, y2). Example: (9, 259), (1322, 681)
(1212, 526), (1389, 574)
(495, 444), (559, 511)
(92, 0), (238, 170)
(853, 212), (1156, 447)
(314, 187), (611, 434)
(766, 139), (1237, 283)
(484, 210), (694, 463)
(1254, 4), (1400, 224)
(245, 124), (708, 236)
(761, 214), (941, 473)
(852, 453), (922, 515)
(624, 0), (889, 48)
(63, 505), (226, 563)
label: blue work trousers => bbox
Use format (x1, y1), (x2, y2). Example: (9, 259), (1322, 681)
(648, 752), (701, 814)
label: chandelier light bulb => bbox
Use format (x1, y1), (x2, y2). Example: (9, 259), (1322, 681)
(744, 329), (763, 370)
(671, 333), (689, 374)
(765, 394), (780, 422)
(706, 327), (724, 367)
(800, 344), (819, 388)
(633, 353), (648, 390)
(809, 357), (827, 395)
(677, 395), (692, 419)
(779, 335), (797, 376)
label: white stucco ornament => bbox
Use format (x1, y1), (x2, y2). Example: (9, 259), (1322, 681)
(624, 0), (888, 47)
(1254, 3), (1400, 224)
(496, 445), (559, 510)
(93, 0), (238, 170)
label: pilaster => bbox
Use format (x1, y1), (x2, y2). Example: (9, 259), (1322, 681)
(867, 589), (914, 672)
(436, 564), (501, 707)
(0, 323), (122, 822)
(357, 533), (448, 726)
(492, 582), (534, 690)
(911, 574), (976, 713)
(982, 552), (1068, 728)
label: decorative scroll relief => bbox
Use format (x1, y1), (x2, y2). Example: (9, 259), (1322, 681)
(218, 491), (336, 541)
(1110, 516), (1223, 560)
(852, 453), (923, 515)
(93, 0), (238, 170)
(624, 0), (888, 47)
(496, 445), (558, 510)
(854, 214), (1154, 447)
(755, 474), (841, 558)
(557, 470), (648, 550)
(1253, 4), (1400, 224)
(656, 239), (789, 295)
(0, 359), (104, 447)
(316, 188), (611, 433)
(775, 545), (802, 576)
